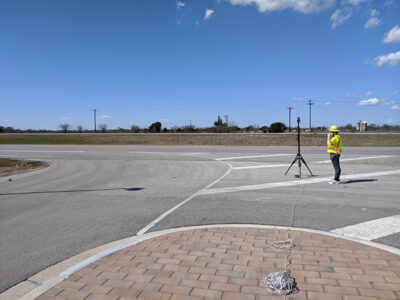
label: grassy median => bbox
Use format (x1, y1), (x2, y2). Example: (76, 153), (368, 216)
(0, 158), (48, 177)
(1, 133), (400, 146)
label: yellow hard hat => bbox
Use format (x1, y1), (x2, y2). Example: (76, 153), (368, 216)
(329, 125), (339, 132)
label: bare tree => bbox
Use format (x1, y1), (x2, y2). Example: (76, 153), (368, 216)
(59, 123), (70, 133)
(131, 125), (140, 133)
(77, 125), (84, 133)
(98, 123), (107, 133)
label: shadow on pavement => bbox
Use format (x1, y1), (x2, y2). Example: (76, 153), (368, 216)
(0, 187), (143, 195)
(342, 179), (377, 184)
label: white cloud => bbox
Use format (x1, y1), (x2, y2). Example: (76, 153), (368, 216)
(358, 98), (380, 106)
(381, 99), (395, 105)
(325, 101), (331, 105)
(330, 7), (352, 29)
(292, 96), (303, 101)
(393, 91), (400, 95)
(59, 117), (69, 120)
(372, 51), (400, 66)
(176, 1), (185, 9)
(365, 17), (381, 29)
(383, 25), (400, 44)
(341, 0), (366, 5)
(100, 115), (112, 119)
(388, 118), (394, 123)
(342, 91), (373, 98)
(384, 0), (395, 7)
(392, 104), (400, 110)
(226, 0), (335, 14)
(204, 9), (214, 20)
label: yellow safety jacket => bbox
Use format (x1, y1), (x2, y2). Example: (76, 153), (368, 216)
(327, 134), (342, 154)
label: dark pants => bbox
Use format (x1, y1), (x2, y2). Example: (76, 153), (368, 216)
(330, 153), (341, 181)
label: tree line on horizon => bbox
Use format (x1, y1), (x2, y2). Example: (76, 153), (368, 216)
(1, 116), (399, 134)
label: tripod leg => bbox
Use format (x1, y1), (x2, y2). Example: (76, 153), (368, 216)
(285, 156), (298, 175)
(300, 156), (314, 176)
(298, 157), (302, 178)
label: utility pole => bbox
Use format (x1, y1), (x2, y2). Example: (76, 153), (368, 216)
(307, 99), (313, 131)
(94, 109), (97, 132)
(287, 106), (293, 132)
(189, 120), (192, 127)
(224, 115), (229, 133)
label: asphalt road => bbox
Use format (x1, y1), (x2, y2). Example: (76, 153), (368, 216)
(0, 144), (399, 293)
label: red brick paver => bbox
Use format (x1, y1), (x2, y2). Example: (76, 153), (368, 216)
(37, 228), (400, 299)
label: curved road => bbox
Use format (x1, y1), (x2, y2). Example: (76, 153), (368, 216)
(0, 144), (399, 293)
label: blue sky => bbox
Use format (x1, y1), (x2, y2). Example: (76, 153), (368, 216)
(1, 0), (399, 130)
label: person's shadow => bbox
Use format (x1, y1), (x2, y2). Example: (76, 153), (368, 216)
(341, 179), (377, 184)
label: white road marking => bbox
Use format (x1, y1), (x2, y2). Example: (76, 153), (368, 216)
(232, 164), (289, 170)
(0, 150), (85, 153)
(130, 151), (207, 156)
(131, 151), (177, 154)
(180, 152), (207, 155)
(136, 162), (233, 235)
(233, 155), (395, 170)
(199, 169), (400, 195)
(313, 155), (394, 164)
(215, 154), (291, 161)
(331, 214), (400, 241)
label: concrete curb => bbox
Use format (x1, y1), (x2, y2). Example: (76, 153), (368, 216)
(2, 224), (399, 300)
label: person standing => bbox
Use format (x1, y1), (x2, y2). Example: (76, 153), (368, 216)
(327, 125), (342, 184)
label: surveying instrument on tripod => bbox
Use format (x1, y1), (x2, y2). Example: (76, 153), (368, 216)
(285, 117), (314, 178)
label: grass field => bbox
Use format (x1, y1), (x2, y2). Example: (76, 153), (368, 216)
(0, 158), (48, 177)
(1, 133), (400, 146)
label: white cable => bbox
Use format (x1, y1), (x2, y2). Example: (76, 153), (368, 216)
(264, 185), (305, 298)
(264, 270), (294, 295)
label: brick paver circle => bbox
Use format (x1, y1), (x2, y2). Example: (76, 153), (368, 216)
(38, 227), (400, 300)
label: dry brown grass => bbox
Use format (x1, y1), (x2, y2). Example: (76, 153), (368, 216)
(0, 158), (48, 177)
(1, 133), (400, 146)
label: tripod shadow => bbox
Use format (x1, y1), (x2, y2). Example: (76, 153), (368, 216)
(0, 187), (144, 196)
(341, 179), (377, 184)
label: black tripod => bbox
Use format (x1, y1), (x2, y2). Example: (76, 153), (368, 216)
(285, 117), (313, 178)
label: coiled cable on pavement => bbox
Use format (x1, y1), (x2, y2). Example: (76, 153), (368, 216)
(264, 270), (294, 295)
(263, 185), (305, 298)
(264, 239), (295, 296)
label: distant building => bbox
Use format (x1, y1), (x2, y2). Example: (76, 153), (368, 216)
(361, 121), (367, 132)
(356, 120), (367, 132)
(356, 120), (361, 131)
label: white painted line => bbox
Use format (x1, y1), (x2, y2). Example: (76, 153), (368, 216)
(136, 162), (233, 235)
(331, 214), (400, 241)
(313, 155), (394, 164)
(215, 154), (291, 161)
(130, 151), (176, 154)
(232, 164), (289, 170)
(199, 169), (400, 195)
(130, 151), (208, 156)
(0, 150), (85, 153)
